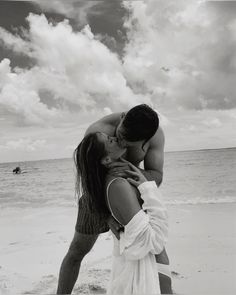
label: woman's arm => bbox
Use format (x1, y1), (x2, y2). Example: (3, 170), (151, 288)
(107, 178), (168, 260)
(107, 177), (142, 226)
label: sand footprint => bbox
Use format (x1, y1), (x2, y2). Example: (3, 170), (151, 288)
(75, 268), (110, 294)
(23, 274), (57, 295)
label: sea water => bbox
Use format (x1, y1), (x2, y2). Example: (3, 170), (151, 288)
(0, 148), (236, 208)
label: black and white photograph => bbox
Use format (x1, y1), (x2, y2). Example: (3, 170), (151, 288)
(0, 0), (236, 294)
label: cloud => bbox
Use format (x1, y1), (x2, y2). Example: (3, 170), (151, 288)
(154, 109), (171, 127)
(1, 1), (236, 161)
(202, 118), (222, 128)
(2, 2), (235, 128)
(165, 108), (236, 151)
(0, 13), (146, 126)
(0, 58), (60, 125)
(31, 0), (100, 26)
(0, 27), (30, 54)
(103, 107), (112, 115)
(122, 0), (236, 112)
(1, 138), (47, 152)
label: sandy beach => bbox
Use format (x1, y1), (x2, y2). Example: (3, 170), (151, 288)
(0, 203), (235, 294)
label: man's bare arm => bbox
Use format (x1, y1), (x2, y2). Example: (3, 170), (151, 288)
(142, 127), (165, 186)
(138, 167), (163, 187)
(107, 127), (165, 186)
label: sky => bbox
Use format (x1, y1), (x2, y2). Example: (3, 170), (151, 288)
(0, 0), (236, 163)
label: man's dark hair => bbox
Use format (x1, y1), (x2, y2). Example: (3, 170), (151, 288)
(122, 104), (159, 146)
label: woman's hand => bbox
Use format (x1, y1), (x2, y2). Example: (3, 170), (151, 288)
(120, 158), (148, 187)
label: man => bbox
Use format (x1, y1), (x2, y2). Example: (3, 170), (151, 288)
(57, 104), (172, 294)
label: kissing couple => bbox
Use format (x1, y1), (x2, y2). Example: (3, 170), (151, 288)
(57, 104), (173, 294)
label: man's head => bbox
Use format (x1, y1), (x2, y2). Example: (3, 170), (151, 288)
(116, 104), (159, 148)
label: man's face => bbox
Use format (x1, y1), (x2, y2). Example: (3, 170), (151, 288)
(116, 115), (143, 149)
(115, 120), (127, 148)
(97, 132), (126, 160)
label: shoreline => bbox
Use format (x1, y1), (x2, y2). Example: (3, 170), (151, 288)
(0, 203), (235, 294)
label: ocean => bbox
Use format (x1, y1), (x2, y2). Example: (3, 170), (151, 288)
(0, 148), (236, 208)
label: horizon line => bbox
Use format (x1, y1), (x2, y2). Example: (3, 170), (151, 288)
(0, 146), (235, 165)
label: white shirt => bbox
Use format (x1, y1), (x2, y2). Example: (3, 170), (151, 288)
(106, 180), (168, 294)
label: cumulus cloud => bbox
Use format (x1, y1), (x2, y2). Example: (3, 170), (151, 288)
(0, 27), (30, 54)
(0, 13), (145, 125)
(1, 1), (236, 159)
(122, 0), (236, 111)
(2, 1), (235, 128)
(31, 0), (100, 26)
(0, 58), (60, 125)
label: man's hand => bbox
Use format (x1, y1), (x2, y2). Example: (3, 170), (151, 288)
(125, 161), (148, 187)
(107, 158), (132, 178)
(107, 215), (124, 240)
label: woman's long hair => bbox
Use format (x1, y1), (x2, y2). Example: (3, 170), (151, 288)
(74, 133), (109, 215)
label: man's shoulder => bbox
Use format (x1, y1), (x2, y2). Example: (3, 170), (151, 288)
(148, 125), (165, 149)
(98, 112), (122, 124)
(85, 113), (121, 135)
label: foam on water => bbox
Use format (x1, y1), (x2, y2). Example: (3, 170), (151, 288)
(165, 195), (236, 205)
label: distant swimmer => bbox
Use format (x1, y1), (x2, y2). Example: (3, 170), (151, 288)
(13, 167), (21, 174)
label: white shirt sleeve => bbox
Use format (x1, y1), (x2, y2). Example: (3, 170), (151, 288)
(120, 181), (168, 260)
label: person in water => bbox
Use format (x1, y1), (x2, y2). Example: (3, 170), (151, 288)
(57, 104), (172, 294)
(74, 132), (168, 294)
(13, 167), (21, 174)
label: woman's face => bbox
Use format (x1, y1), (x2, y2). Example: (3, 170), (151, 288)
(97, 132), (126, 161)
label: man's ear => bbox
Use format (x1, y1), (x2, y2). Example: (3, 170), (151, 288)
(101, 156), (112, 166)
(120, 112), (126, 119)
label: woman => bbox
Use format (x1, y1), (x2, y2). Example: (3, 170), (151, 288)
(74, 132), (168, 294)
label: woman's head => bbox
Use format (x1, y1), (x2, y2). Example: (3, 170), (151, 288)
(97, 132), (126, 166)
(74, 132), (126, 213)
